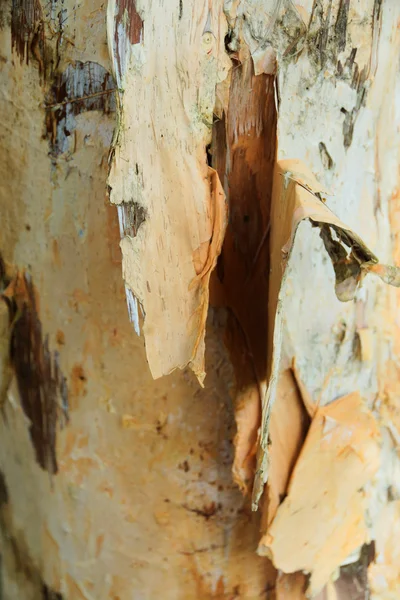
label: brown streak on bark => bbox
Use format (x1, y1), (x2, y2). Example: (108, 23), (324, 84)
(11, 0), (44, 67)
(335, 0), (350, 53)
(114, 0), (143, 82)
(117, 0), (143, 45)
(4, 273), (68, 475)
(45, 61), (116, 156)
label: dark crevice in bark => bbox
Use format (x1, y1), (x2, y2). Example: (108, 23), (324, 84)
(0, 471), (9, 507)
(308, 0), (333, 67)
(211, 58), (277, 390)
(209, 49), (277, 502)
(42, 584), (64, 599)
(319, 141), (334, 170)
(205, 142), (213, 168)
(335, 0), (350, 53)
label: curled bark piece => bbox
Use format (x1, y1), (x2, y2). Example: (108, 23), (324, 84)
(258, 392), (381, 597)
(253, 159), (400, 508)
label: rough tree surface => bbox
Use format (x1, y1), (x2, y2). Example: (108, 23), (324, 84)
(1, 0), (400, 599)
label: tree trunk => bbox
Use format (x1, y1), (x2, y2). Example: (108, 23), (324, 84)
(1, 0), (400, 599)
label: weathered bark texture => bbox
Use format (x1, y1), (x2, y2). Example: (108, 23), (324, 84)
(1, 0), (400, 599)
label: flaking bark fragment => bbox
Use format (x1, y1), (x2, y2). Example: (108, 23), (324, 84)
(259, 392), (380, 597)
(108, 0), (230, 382)
(253, 159), (400, 509)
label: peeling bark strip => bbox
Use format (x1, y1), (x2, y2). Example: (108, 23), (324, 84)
(45, 61), (116, 156)
(253, 160), (400, 508)
(108, 0), (230, 382)
(3, 274), (68, 474)
(260, 392), (380, 596)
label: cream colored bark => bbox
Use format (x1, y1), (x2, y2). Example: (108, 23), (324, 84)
(1, 0), (400, 599)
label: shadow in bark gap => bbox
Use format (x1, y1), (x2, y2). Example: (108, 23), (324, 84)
(0, 471), (9, 507)
(210, 50), (277, 495)
(211, 61), (276, 389)
(42, 583), (63, 600)
(334, 543), (375, 600)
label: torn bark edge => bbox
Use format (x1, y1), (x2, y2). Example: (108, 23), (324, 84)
(259, 392), (380, 596)
(106, 0), (229, 383)
(252, 159), (400, 510)
(113, 167), (227, 386)
(187, 167), (228, 386)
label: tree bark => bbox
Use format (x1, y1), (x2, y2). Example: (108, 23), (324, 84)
(1, 0), (400, 599)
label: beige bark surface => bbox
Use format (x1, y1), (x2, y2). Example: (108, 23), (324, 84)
(1, 0), (400, 599)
